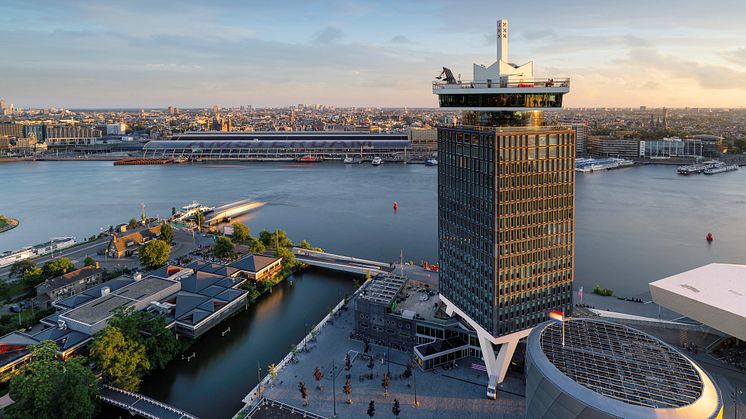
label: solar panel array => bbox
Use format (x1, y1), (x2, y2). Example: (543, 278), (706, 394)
(540, 319), (703, 408)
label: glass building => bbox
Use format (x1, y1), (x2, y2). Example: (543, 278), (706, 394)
(433, 18), (575, 387)
(438, 127), (575, 337)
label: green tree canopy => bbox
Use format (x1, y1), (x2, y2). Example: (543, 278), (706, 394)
(83, 256), (96, 267)
(232, 223), (251, 243)
(22, 267), (45, 287)
(194, 211), (206, 232)
(108, 307), (180, 370)
(138, 239), (171, 270)
(89, 326), (150, 392)
(43, 258), (74, 278)
(274, 246), (298, 269)
(7, 341), (98, 419)
(247, 237), (266, 254)
(159, 223), (174, 244)
(9, 260), (36, 278)
(213, 236), (235, 259)
(128, 218), (139, 229)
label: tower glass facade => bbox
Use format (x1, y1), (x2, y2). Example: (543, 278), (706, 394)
(438, 121), (575, 337)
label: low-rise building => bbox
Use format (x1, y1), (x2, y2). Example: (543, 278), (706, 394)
(228, 254), (282, 281)
(107, 224), (162, 258)
(586, 136), (639, 158)
(35, 265), (104, 308)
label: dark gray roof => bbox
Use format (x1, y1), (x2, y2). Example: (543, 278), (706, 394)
(229, 254), (280, 273)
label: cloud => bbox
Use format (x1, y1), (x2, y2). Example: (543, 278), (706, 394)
(312, 26), (343, 44)
(722, 48), (746, 66)
(389, 35), (411, 44)
(627, 47), (746, 89)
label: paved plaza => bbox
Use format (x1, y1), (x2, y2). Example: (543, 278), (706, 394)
(259, 304), (525, 418)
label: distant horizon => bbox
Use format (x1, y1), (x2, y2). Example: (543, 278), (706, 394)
(2, 1), (746, 109)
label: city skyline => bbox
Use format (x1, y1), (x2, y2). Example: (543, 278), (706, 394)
(2, 0), (746, 109)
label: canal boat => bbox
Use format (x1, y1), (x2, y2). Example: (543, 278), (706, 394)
(703, 164), (738, 175)
(343, 156), (354, 164)
(425, 158), (438, 166)
(372, 156), (383, 166)
(296, 155), (322, 163)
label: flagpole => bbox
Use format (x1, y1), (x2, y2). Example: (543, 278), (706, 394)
(562, 318), (565, 347)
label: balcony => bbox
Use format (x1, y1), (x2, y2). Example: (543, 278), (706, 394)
(433, 78), (570, 91)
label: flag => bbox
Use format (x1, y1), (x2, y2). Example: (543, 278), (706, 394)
(578, 286), (583, 300)
(549, 310), (564, 324)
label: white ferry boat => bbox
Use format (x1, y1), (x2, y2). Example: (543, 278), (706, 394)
(703, 164), (739, 175)
(371, 157), (383, 166)
(172, 201), (214, 222)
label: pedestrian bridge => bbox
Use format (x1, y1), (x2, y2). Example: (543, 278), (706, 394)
(99, 385), (199, 419)
(292, 248), (394, 276)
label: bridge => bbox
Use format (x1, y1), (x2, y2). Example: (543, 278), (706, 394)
(292, 248), (395, 276)
(99, 385), (199, 419)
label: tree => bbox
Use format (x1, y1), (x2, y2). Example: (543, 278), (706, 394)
(403, 360), (413, 380)
(269, 363), (277, 380)
(367, 400), (376, 418)
(275, 246), (297, 269)
(314, 366), (324, 391)
(138, 239), (171, 270)
(108, 307), (180, 370)
(83, 256), (96, 267)
(392, 398), (401, 418)
(367, 356), (375, 378)
(128, 218), (139, 229)
(7, 341), (98, 419)
(298, 382), (308, 406)
(213, 236), (235, 259)
(382, 372), (390, 397)
(232, 223), (251, 243)
(43, 258), (74, 278)
(344, 377), (352, 404)
(291, 343), (299, 361)
(300, 239), (312, 250)
(21, 267), (45, 287)
(194, 211), (206, 232)
(247, 237), (266, 254)
(9, 260), (35, 278)
(89, 326), (150, 392)
(159, 223), (174, 244)
(259, 229), (273, 247)
(344, 353), (352, 373)
(363, 337), (370, 354)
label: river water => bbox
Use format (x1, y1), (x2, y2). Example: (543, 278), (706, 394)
(1, 161), (746, 417)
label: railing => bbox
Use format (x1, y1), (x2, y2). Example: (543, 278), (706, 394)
(99, 385), (199, 419)
(234, 298), (347, 418)
(433, 78), (570, 90)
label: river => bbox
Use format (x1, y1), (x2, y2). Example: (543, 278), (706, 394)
(1, 161), (746, 417)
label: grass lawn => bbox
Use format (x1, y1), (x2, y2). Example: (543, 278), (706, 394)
(0, 218), (7, 229)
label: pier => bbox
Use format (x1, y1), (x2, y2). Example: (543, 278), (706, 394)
(292, 248), (395, 276)
(99, 385), (199, 419)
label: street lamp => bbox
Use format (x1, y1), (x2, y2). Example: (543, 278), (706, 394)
(733, 384), (743, 419)
(412, 357), (419, 408)
(331, 360), (337, 418)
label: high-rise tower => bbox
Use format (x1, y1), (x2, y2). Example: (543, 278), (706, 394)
(433, 19), (575, 389)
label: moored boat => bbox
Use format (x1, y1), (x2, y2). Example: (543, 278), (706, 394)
(372, 156), (383, 166)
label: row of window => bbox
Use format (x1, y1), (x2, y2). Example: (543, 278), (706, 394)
(498, 209), (574, 230)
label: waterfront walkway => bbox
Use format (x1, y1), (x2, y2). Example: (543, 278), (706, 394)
(252, 303), (525, 419)
(292, 248), (395, 276)
(99, 385), (199, 419)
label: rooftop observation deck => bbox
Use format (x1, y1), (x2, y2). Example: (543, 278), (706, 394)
(433, 77), (570, 94)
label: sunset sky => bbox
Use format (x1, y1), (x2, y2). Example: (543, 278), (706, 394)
(2, 0), (746, 108)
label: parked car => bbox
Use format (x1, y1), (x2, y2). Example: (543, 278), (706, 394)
(9, 304), (21, 313)
(19, 301), (30, 310)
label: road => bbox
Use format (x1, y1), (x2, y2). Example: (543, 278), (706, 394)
(1, 227), (210, 281)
